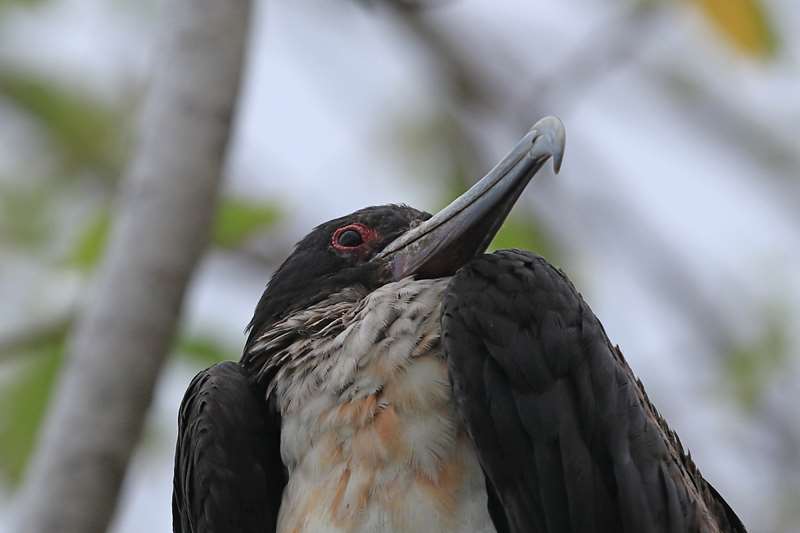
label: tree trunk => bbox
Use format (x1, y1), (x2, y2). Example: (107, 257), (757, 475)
(11, 0), (253, 531)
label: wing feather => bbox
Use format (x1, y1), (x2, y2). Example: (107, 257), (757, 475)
(442, 250), (746, 533)
(172, 361), (286, 533)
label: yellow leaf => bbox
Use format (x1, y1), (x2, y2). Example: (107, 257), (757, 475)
(691, 0), (777, 57)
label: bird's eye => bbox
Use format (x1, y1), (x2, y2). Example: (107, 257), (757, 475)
(332, 224), (369, 250)
(337, 229), (363, 247)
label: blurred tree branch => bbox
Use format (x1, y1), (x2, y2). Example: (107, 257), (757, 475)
(0, 312), (72, 364)
(650, 65), (800, 225)
(515, 0), (665, 116)
(11, 1), (253, 532)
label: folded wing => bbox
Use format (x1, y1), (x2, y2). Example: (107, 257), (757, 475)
(172, 361), (285, 533)
(442, 250), (746, 533)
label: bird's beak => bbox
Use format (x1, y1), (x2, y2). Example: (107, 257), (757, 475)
(375, 116), (565, 280)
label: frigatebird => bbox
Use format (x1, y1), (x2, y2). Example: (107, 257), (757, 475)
(172, 117), (746, 533)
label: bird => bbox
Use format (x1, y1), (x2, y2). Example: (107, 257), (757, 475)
(172, 117), (746, 533)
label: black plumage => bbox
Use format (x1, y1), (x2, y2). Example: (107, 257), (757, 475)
(244, 205), (429, 342)
(443, 250), (746, 533)
(172, 362), (285, 533)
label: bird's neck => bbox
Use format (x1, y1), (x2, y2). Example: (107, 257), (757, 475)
(248, 277), (450, 415)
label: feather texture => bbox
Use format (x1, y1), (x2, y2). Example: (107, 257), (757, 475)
(245, 278), (495, 533)
(442, 250), (747, 533)
(172, 362), (285, 533)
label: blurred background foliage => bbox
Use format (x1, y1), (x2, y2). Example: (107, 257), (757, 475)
(0, 0), (797, 531)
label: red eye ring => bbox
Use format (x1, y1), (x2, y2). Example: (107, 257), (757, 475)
(332, 223), (375, 251)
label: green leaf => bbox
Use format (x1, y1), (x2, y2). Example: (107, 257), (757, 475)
(0, 340), (64, 485)
(213, 198), (281, 249)
(0, 0), (48, 10)
(0, 70), (125, 174)
(67, 209), (111, 271)
(488, 215), (559, 260)
(0, 182), (54, 249)
(724, 310), (789, 410)
(690, 0), (778, 58)
(64, 197), (282, 273)
(176, 335), (237, 367)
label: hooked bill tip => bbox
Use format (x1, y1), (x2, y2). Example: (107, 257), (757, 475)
(528, 115), (566, 174)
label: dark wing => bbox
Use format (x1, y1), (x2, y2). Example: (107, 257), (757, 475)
(172, 361), (286, 533)
(442, 250), (746, 533)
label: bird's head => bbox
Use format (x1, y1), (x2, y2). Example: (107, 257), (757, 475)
(245, 116), (565, 343)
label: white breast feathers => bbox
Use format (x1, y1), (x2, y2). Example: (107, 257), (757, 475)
(247, 277), (496, 533)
